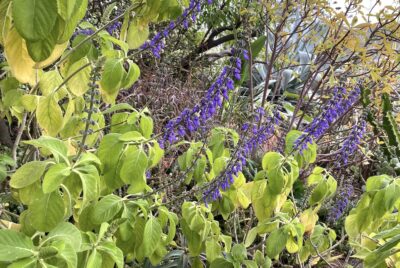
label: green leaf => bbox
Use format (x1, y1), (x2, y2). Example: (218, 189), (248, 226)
(73, 164), (100, 208)
(309, 181), (329, 205)
(262, 152), (286, 195)
(30, 191), (65, 232)
(102, 103), (136, 114)
(120, 147), (148, 193)
(58, 0), (88, 43)
(100, 58), (124, 103)
(149, 141), (164, 168)
(65, 57), (91, 96)
(120, 60), (140, 89)
(0, 229), (35, 262)
(10, 161), (48, 189)
(12, 0), (58, 41)
(140, 116), (153, 138)
(26, 25), (57, 62)
(36, 95), (64, 136)
(97, 241), (124, 268)
(205, 238), (221, 263)
(97, 133), (125, 190)
(24, 136), (69, 163)
(142, 216), (162, 257)
(366, 175), (392, 191)
(265, 228), (288, 259)
(127, 22), (149, 49)
(86, 249), (103, 268)
(210, 258), (234, 268)
(51, 240), (77, 268)
(91, 195), (123, 224)
(244, 227), (258, 248)
(7, 257), (38, 268)
(43, 163), (71, 193)
(44, 222), (82, 250)
(231, 243), (247, 262)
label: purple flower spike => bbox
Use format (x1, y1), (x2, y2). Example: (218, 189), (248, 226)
(294, 87), (361, 153)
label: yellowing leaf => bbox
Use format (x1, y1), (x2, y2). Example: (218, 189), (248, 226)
(127, 22), (149, 49)
(36, 95), (64, 136)
(4, 28), (37, 85)
(65, 57), (91, 96)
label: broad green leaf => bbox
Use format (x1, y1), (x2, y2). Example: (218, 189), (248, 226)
(91, 195), (123, 224)
(97, 241), (124, 268)
(142, 216), (162, 256)
(120, 60), (140, 89)
(149, 141), (164, 168)
(97, 133), (125, 190)
(43, 163), (71, 193)
(86, 249), (102, 268)
(7, 257), (38, 268)
(51, 240), (77, 268)
(120, 147), (148, 192)
(44, 222), (82, 250)
(244, 227), (258, 248)
(10, 161), (48, 189)
(73, 164), (100, 208)
(0, 229), (35, 262)
(24, 136), (69, 163)
(100, 58), (124, 103)
(58, 0), (88, 43)
(210, 258), (234, 268)
(265, 228), (288, 259)
(36, 95), (64, 136)
(140, 116), (153, 138)
(75, 153), (101, 169)
(262, 152), (286, 195)
(30, 191), (65, 232)
(231, 243), (246, 262)
(65, 57), (91, 96)
(102, 103), (135, 114)
(205, 238), (221, 262)
(366, 175), (392, 191)
(119, 131), (144, 142)
(309, 181), (329, 205)
(26, 25), (57, 62)
(13, 0), (58, 41)
(127, 22), (149, 49)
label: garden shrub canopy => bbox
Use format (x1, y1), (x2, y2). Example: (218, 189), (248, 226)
(0, 0), (400, 267)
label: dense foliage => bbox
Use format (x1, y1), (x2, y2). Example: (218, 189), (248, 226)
(0, 0), (400, 267)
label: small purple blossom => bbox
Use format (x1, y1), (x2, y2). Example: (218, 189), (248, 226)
(330, 184), (353, 221)
(294, 87), (360, 153)
(71, 28), (95, 40)
(337, 119), (366, 165)
(106, 21), (122, 35)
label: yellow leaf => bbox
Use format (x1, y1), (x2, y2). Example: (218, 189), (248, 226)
(65, 57), (91, 96)
(36, 95), (64, 136)
(299, 208), (318, 233)
(4, 28), (37, 85)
